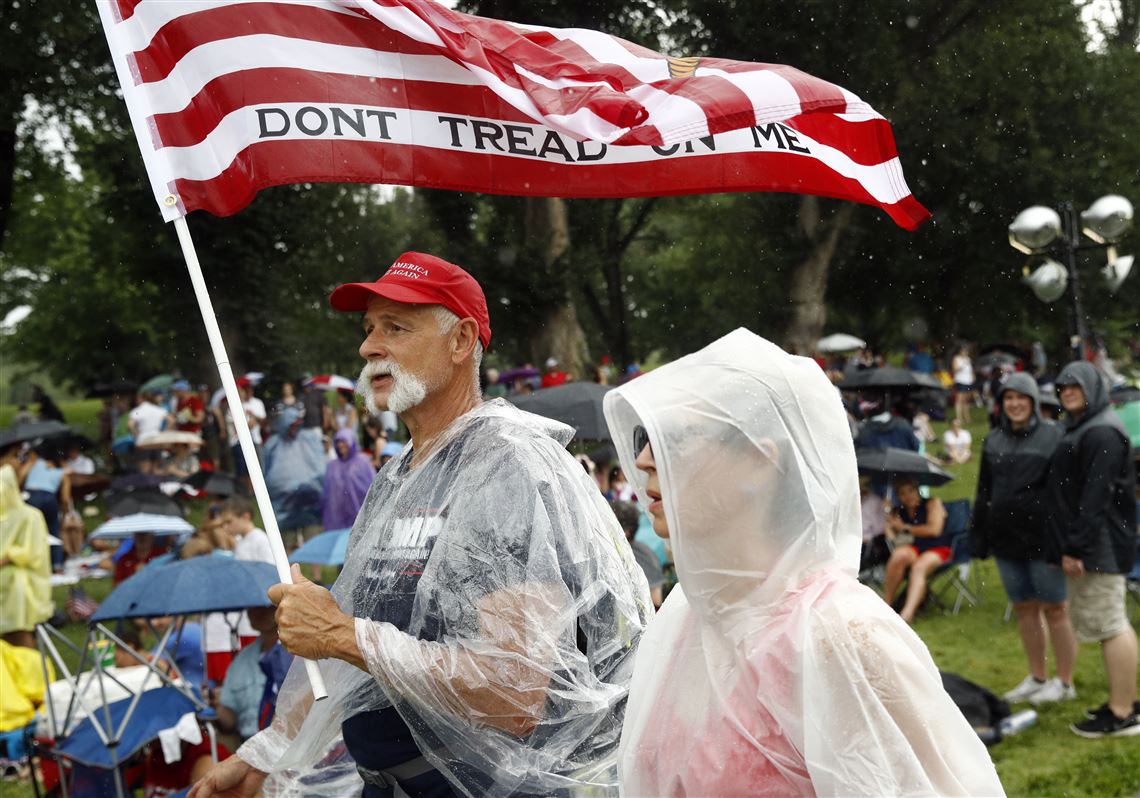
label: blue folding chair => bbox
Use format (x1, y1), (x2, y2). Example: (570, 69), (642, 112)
(928, 499), (979, 615)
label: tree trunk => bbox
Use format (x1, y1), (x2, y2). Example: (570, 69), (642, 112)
(784, 197), (855, 355)
(524, 197), (588, 377)
(0, 115), (18, 248)
(1107, 0), (1139, 49)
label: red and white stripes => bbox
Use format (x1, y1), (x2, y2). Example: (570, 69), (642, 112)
(96, 0), (930, 230)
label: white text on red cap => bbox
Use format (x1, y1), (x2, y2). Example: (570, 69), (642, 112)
(385, 261), (430, 280)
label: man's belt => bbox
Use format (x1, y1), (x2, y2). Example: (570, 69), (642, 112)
(357, 755), (436, 797)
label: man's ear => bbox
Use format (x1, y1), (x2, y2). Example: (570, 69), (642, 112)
(450, 318), (480, 364)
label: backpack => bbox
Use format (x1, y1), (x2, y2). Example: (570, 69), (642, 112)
(940, 671), (1011, 745)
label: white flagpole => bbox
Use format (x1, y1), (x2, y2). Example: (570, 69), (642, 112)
(172, 214), (328, 701)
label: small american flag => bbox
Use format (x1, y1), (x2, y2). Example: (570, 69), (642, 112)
(66, 587), (99, 622)
(96, 0), (928, 229)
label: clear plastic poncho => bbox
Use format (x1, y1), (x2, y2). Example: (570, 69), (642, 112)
(604, 329), (1004, 797)
(239, 400), (651, 797)
(263, 406), (327, 531)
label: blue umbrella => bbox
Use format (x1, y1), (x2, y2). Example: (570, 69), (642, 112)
(91, 557), (278, 621)
(290, 528), (351, 566)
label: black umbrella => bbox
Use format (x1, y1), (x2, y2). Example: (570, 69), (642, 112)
(837, 367), (942, 392)
(60, 433), (96, 451)
(508, 382), (614, 440)
(183, 470), (238, 497)
(1110, 386), (1140, 405)
(855, 447), (954, 486)
(105, 487), (184, 518)
(586, 443), (617, 466)
(0, 420), (72, 450)
(86, 380), (139, 399)
(37, 430), (95, 456)
(110, 473), (167, 491)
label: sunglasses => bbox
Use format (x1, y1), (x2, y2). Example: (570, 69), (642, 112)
(633, 425), (652, 456)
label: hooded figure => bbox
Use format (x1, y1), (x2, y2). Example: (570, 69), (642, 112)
(321, 428), (376, 530)
(236, 400), (650, 796)
(262, 406), (326, 531)
(970, 372), (1075, 707)
(971, 372), (1064, 561)
(605, 329), (1004, 797)
(0, 464), (53, 637)
(1046, 362), (1135, 575)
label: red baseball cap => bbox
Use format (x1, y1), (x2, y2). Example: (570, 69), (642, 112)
(329, 252), (491, 349)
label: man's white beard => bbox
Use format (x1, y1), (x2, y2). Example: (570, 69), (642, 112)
(357, 359), (428, 416)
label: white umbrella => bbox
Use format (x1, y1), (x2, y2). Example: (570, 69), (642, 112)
(135, 431), (204, 450)
(816, 333), (867, 353)
(90, 513), (195, 540)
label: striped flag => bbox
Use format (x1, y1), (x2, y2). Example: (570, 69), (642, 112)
(66, 587), (100, 622)
(96, 0), (930, 229)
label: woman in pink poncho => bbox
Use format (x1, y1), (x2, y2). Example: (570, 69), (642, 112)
(604, 328), (1005, 797)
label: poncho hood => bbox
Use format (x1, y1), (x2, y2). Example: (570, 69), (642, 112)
(997, 371), (1041, 434)
(333, 427), (360, 459)
(273, 404), (304, 436)
(604, 327), (861, 621)
(1056, 361), (1111, 428)
(603, 331), (1004, 798)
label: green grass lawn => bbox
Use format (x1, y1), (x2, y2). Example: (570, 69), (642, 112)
(2, 409), (1136, 797)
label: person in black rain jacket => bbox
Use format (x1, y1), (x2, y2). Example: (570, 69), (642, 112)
(1047, 361), (1138, 739)
(971, 372), (1075, 705)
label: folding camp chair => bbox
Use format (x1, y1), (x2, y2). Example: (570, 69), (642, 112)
(31, 557), (277, 798)
(927, 498), (980, 615)
(34, 619), (218, 798)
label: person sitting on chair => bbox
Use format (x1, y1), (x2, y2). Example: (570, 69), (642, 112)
(882, 477), (949, 623)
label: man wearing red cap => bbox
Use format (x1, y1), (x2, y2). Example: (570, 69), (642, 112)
(192, 253), (650, 798)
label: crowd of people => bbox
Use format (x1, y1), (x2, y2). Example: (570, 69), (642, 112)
(844, 349), (1137, 738)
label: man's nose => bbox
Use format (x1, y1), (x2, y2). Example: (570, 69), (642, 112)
(360, 332), (387, 361)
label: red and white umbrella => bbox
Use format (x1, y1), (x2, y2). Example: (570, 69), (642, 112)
(303, 374), (355, 392)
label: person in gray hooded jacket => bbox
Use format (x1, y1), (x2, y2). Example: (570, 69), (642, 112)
(971, 373), (1075, 705)
(1047, 361), (1138, 739)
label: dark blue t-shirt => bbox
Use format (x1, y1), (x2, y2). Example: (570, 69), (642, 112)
(342, 447), (456, 798)
(895, 499), (953, 553)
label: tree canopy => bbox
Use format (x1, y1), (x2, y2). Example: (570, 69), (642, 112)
(1, 0), (1136, 393)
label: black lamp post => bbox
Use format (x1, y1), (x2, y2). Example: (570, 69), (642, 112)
(1009, 195), (1133, 362)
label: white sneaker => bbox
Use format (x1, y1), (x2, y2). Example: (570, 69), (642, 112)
(1029, 677), (1077, 705)
(1004, 675), (1048, 702)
